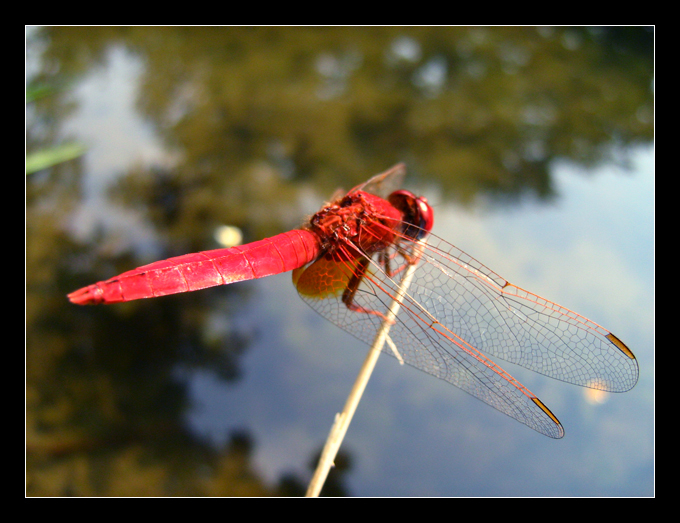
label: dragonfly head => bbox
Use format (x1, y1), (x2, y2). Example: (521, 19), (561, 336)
(388, 190), (434, 240)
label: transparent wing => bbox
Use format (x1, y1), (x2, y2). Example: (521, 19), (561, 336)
(351, 163), (407, 198)
(411, 234), (638, 392)
(294, 229), (637, 438)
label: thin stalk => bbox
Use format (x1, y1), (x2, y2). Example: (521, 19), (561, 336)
(305, 239), (425, 497)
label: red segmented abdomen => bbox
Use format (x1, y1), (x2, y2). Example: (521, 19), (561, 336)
(68, 229), (321, 305)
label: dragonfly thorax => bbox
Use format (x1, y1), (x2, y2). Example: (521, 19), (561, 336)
(307, 191), (403, 261)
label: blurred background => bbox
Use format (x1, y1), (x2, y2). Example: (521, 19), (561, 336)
(26, 26), (654, 496)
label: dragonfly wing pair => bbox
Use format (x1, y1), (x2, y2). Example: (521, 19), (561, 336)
(294, 223), (638, 439)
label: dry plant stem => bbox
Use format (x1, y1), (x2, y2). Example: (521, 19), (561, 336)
(305, 239), (426, 497)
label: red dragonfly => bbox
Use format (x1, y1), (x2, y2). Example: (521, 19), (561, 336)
(69, 164), (638, 438)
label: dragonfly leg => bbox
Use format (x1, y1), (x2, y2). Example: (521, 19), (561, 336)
(342, 257), (395, 323)
(380, 240), (423, 278)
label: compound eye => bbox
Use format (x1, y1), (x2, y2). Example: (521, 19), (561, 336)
(415, 195), (434, 234)
(388, 190), (435, 239)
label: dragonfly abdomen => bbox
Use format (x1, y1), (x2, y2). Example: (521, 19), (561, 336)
(68, 229), (320, 304)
